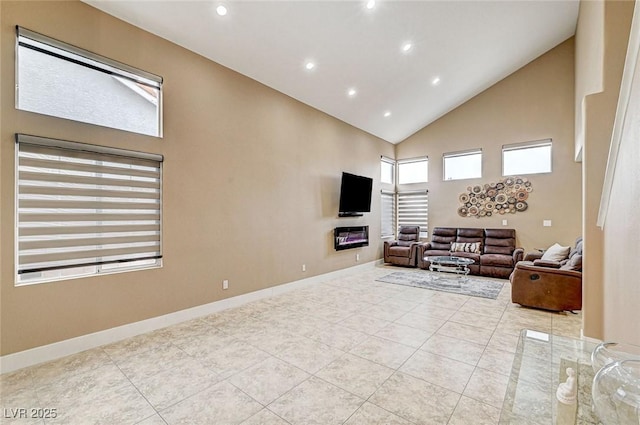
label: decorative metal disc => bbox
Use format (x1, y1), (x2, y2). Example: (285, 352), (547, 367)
(495, 193), (508, 204)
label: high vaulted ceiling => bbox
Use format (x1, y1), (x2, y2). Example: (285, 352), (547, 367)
(83, 1), (580, 144)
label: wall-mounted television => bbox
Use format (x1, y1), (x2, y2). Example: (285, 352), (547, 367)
(338, 172), (373, 217)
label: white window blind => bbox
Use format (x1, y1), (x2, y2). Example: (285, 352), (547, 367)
(397, 191), (428, 238)
(16, 134), (163, 284)
(381, 191), (396, 238)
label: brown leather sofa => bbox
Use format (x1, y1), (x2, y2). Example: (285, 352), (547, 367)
(383, 226), (422, 267)
(417, 227), (523, 279)
(510, 238), (583, 311)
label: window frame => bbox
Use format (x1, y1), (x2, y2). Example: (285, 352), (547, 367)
(15, 133), (164, 286)
(380, 156), (395, 185)
(502, 139), (552, 176)
(443, 149), (482, 181)
(397, 156), (428, 185)
(16, 26), (163, 137)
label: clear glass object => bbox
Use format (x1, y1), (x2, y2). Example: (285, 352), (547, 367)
(592, 342), (640, 374)
(591, 359), (640, 425)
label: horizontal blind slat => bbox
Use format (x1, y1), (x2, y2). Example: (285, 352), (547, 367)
(19, 224), (160, 237)
(20, 213), (160, 222)
(19, 157), (160, 179)
(19, 244), (160, 266)
(18, 254), (162, 275)
(19, 252), (161, 273)
(19, 199), (159, 210)
(20, 234), (160, 250)
(19, 171), (160, 189)
(19, 185), (160, 199)
(19, 143), (161, 168)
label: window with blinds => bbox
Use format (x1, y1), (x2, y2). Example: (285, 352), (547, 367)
(397, 191), (428, 239)
(380, 191), (396, 238)
(16, 134), (163, 285)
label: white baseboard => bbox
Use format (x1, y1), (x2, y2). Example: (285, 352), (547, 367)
(0, 260), (381, 374)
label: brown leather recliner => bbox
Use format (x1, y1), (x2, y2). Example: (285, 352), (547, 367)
(510, 238), (583, 312)
(384, 226), (422, 267)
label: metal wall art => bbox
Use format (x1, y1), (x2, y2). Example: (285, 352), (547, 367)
(457, 176), (533, 218)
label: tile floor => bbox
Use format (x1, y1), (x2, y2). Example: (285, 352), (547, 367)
(0, 266), (583, 425)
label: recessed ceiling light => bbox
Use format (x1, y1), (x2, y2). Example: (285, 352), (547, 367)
(401, 42), (413, 53)
(216, 4), (228, 16)
(384, 111), (391, 118)
(347, 88), (357, 97)
(305, 61), (316, 71)
(366, 0), (376, 10)
(432, 76), (441, 85)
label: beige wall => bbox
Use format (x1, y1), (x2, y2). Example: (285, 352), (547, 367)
(396, 39), (581, 253)
(601, 25), (640, 347)
(0, 1), (394, 355)
(577, 0), (634, 339)
(575, 0), (605, 161)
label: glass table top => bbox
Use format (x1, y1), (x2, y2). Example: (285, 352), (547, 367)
(424, 256), (475, 265)
(499, 329), (600, 425)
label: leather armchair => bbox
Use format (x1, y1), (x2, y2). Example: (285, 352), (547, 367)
(510, 238), (583, 312)
(384, 226), (421, 267)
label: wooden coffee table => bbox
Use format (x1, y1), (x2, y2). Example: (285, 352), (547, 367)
(425, 256), (474, 275)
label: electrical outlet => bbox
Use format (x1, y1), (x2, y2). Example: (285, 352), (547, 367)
(502, 219), (508, 226)
(356, 254), (360, 262)
(543, 220), (552, 227)
(222, 279), (229, 290)
(302, 264), (306, 272)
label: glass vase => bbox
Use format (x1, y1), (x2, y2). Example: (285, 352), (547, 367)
(592, 342), (640, 374)
(591, 359), (640, 425)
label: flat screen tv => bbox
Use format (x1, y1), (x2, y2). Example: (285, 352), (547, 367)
(338, 172), (373, 217)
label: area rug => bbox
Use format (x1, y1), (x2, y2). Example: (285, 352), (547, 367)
(376, 270), (504, 299)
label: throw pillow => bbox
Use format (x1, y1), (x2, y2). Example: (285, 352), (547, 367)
(541, 243), (571, 262)
(451, 242), (481, 254)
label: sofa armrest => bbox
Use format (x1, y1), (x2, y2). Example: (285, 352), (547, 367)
(524, 251), (544, 261)
(416, 242), (432, 269)
(409, 242), (425, 263)
(512, 248), (524, 263)
(532, 259), (561, 268)
(384, 240), (398, 259)
(417, 242), (432, 253)
(513, 262), (582, 279)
